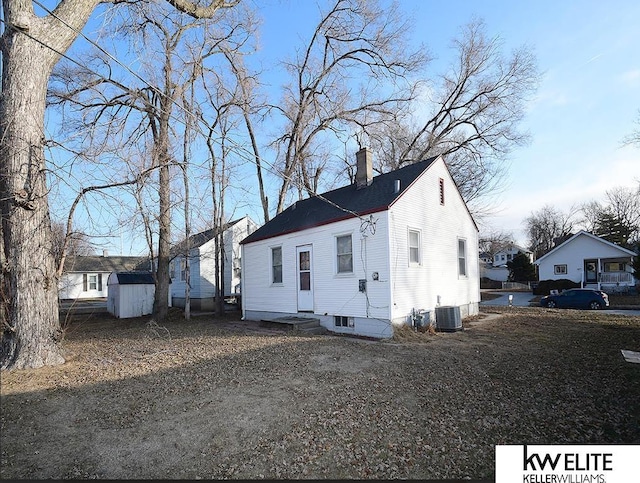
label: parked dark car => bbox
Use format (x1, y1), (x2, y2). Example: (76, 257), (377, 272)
(540, 288), (609, 310)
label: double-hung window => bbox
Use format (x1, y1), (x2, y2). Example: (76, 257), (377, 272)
(408, 229), (421, 265)
(336, 234), (353, 273)
(554, 264), (567, 275)
(271, 246), (283, 284)
(458, 238), (467, 277)
(83, 273), (102, 292)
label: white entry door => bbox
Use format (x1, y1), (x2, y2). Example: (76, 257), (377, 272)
(296, 245), (313, 312)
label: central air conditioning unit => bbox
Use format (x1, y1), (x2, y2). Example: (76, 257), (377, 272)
(435, 305), (463, 332)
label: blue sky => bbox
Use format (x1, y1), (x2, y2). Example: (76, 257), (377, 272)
(254, 0), (640, 247)
(42, 0), (640, 254)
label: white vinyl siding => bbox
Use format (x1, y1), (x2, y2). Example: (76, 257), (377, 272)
(388, 158), (479, 320)
(242, 215), (392, 327)
(170, 216), (257, 300)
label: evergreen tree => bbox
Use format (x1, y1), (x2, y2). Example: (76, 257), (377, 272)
(507, 252), (537, 282)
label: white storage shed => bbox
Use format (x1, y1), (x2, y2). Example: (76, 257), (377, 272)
(107, 272), (171, 318)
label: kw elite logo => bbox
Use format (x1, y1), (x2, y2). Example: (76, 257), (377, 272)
(522, 446), (611, 483)
(495, 445), (639, 483)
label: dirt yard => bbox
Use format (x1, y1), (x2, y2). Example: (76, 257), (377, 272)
(1, 307), (639, 480)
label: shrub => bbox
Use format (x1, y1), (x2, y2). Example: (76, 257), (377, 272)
(533, 279), (581, 295)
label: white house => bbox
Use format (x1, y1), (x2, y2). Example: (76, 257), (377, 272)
(534, 230), (636, 291)
(59, 254), (151, 300)
(492, 244), (534, 267)
(170, 216), (259, 310)
(240, 148), (480, 339)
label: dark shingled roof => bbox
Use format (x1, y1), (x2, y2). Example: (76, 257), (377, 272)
(111, 272), (155, 285)
(170, 218), (243, 257)
(242, 157), (438, 245)
(63, 255), (151, 273)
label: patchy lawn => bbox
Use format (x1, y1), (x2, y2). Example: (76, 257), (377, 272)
(1, 307), (639, 480)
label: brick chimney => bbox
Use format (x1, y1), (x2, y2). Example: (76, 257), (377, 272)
(356, 147), (372, 189)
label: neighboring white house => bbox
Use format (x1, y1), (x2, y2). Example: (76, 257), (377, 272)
(59, 254), (151, 300)
(170, 216), (259, 310)
(107, 272), (170, 318)
(534, 230), (636, 291)
(240, 148), (480, 339)
(492, 244), (534, 267)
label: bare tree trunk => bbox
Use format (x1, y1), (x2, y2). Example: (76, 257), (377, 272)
(0, 50), (62, 370)
(0, 0), (99, 369)
(152, 146), (171, 323)
(216, 167), (226, 316)
(181, 124), (192, 321)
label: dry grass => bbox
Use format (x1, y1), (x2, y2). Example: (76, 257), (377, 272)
(1, 308), (639, 480)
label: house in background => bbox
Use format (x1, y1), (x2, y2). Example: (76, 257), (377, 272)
(479, 251), (493, 266)
(535, 230), (636, 292)
(492, 244), (534, 267)
(240, 148), (480, 339)
(59, 254), (151, 300)
(170, 216), (259, 310)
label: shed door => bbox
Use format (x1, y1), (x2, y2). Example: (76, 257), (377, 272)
(296, 245), (313, 312)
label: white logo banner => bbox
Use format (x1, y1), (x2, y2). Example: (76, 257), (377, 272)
(496, 445), (639, 483)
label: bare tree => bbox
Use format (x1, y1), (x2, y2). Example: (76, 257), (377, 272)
(0, 0), (236, 370)
(581, 183), (640, 247)
(372, 17), (539, 211)
(49, 3), (249, 323)
(51, 221), (94, 267)
(478, 230), (515, 264)
(622, 109), (640, 147)
(271, 0), (428, 214)
(220, 45), (271, 223)
(524, 205), (578, 259)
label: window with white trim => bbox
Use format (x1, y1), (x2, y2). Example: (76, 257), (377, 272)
(408, 229), (421, 265)
(336, 234), (353, 273)
(458, 238), (467, 277)
(83, 273), (102, 292)
(554, 264), (568, 275)
(271, 246), (283, 284)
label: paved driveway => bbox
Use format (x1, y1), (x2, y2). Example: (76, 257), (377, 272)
(480, 291), (535, 307)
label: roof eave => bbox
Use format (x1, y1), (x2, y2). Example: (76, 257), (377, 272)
(241, 206), (389, 245)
